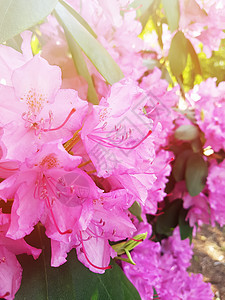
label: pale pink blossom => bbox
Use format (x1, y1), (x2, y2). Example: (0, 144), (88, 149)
(0, 55), (88, 161)
(81, 78), (155, 178)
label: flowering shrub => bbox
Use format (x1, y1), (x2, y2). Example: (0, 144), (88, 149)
(0, 0), (224, 299)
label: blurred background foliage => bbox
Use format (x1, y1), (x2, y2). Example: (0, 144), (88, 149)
(138, 0), (225, 93)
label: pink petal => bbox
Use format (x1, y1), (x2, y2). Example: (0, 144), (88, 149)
(7, 180), (44, 239)
(0, 246), (22, 300)
(12, 55), (62, 104)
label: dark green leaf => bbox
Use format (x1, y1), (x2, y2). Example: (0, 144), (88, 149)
(0, 0), (58, 44)
(153, 287), (160, 299)
(64, 29), (99, 104)
(172, 149), (193, 182)
(54, 1), (124, 85)
(155, 199), (183, 236)
(162, 0), (180, 32)
(175, 124), (199, 141)
(129, 201), (143, 222)
(168, 31), (188, 77)
(16, 225), (141, 300)
(187, 39), (201, 75)
(185, 153), (208, 196)
(178, 208), (193, 243)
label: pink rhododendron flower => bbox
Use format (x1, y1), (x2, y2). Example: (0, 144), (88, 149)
(81, 78), (155, 177)
(179, 0), (225, 57)
(67, 0), (145, 79)
(0, 246), (22, 300)
(207, 160), (225, 226)
(123, 227), (213, 300)
(0, 31), (33, 86)
(0, 213), (41, 300)
(161, 227), (193, 270)
(0, 55), (88, 161)
(0, 160), (20, 179)
(0, 141), (85, 240)
(51, 189), (136, 273)
(192, 78), (225, 152)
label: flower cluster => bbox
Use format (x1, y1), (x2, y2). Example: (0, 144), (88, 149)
(1, 0), (225, 298)
(123, 227), (213, 300)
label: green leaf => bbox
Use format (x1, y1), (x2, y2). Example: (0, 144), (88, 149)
(0, 0), (58, 44)
(130, 0), (155, 28)
(129, 201), (143, 222)
(153, 287), (160, 299)
(162, 0), (180, 32)
(179, 208), (193, 243)
(16, 225), (141, 300)
(187, 39), (201, 75)
(57, 0), (97, 38)
(64, 29), (99, 104)
(113, 232), (147, 265)
(54, 1), (124, 85)
(172, 149), (193, 182)
(112, 233), (147, 256)
(175, 124), (199, 141)
(185, 153), (208, 196)
(130, 0), (154, 16)
(168, 31), (188, 77)
(4, 34), (22, 53)
(155, 199), (183, 237)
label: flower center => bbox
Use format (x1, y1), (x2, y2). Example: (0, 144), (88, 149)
(21, 88), (76, 135)
(39, 154), (59, 169)
(88, 124), (152, 150)
(34, 174), (72, 235)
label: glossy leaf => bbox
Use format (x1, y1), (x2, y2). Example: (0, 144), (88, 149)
(175, 124), (199, 141)
(54, 1), (124, 85)
(0, 0), (58, 44)
(162, 0), (180, 32)
(15, 225), (141, 300)
(129, 201), (143, 222)
(155, 199), (183, 237)
(168, 31), (188, 77)
(185, 153), (208, 196)
(179, 208), (193, 243)
(172, 149), (193, 182)
(64, 29), (99, 104)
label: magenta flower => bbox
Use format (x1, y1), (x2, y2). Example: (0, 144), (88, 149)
(207, 160), (225, 226)
(81, 78), (154, 177)
(0, 141), (85, 240)
(51, 189), (136, 273)
(0, 213), (41, 300)
(193, 78), (225, 152)
(123, 227), (213, 300)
